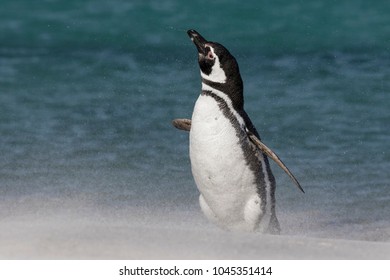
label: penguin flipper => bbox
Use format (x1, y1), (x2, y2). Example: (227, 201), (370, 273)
(172, 118), (191, 132)
(246, 130), (305, 194)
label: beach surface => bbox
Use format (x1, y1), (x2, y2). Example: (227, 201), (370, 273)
(1, 205), (389, 260)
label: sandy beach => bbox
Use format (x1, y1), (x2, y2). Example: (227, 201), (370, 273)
(1, 205), (389, 260)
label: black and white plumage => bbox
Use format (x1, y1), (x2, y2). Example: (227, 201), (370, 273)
(173, 30), (303, 234)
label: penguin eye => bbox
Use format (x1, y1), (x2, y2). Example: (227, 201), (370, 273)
(207, 51), (214, 60)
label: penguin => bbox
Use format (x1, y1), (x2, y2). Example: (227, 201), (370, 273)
(173, 30), (304, 234)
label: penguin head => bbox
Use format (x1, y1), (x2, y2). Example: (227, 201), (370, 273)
(187, 29), (241, 85)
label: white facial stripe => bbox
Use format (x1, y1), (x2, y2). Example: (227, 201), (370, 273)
(201, 46), (227, 83)
(202, 83), (245, 127)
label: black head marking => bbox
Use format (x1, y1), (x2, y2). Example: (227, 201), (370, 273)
(187, 29), (244, 109)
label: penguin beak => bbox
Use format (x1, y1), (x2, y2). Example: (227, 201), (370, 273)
(187, 29), (207, 54)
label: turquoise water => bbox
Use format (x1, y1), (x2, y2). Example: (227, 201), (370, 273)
(0, 0), (389, 243)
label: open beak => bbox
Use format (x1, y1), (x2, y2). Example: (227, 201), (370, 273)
(187, 29), (207, 54)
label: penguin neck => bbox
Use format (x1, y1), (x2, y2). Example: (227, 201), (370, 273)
(201, 76), (244, 111)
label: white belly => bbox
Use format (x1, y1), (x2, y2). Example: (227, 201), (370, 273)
(189, 94), (264, 231)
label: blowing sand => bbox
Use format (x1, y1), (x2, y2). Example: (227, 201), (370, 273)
(1, 204), (389, 260)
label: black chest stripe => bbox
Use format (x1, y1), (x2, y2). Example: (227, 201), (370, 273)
(201, 90), (274, 212)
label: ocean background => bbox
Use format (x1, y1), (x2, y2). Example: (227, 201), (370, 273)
(0, 0), (389, 257)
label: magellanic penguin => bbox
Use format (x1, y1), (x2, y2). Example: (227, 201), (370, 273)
(173, 30), (304, 234)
